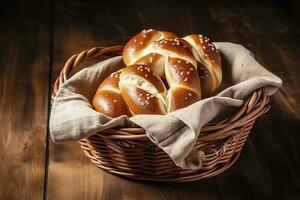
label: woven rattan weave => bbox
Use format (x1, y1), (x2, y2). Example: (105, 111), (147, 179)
(52, 46), (270, 182)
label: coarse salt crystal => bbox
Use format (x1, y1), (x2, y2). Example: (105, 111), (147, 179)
(149, 57), (153, 63)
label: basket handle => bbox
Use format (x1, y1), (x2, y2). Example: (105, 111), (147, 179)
(52, 46), (123, 100)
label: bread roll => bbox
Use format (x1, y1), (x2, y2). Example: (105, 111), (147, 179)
(183, 34), (222, 97)
(92, 71), (132, 117)
(93, 29), (222, 117)
(119, 65), (167, 115)
(123, 29), (222, 99)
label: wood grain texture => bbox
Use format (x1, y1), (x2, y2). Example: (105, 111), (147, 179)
(202, 0), (300, 199)
(47, 0), (300, 199)
(0, 0), (51, 199)
(1, 0), (299, 199)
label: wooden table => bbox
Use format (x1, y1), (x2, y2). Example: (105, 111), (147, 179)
(1, 0), (300, 199)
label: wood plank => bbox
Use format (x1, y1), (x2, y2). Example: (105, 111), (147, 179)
(0, 0), (51, 199)
(202, 0), (300, 199)
(47, 1), (220, 199)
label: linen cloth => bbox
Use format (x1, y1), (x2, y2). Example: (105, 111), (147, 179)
(50, 42), (282, 169)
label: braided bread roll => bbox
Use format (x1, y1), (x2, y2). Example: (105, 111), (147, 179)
(92, 71), (132, 117)
(123, 29), (177, 78)
(93, 29), (222, 117)
(119, 65), (167, 115)
(123, 29), (222, 98)
(183, 34), (222, 97)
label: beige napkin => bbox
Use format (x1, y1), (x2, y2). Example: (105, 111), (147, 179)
(50, 42), (282, 169)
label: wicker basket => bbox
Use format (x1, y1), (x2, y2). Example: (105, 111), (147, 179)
(52, 46), (270, 182)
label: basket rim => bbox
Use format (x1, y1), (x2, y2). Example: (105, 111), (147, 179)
(51, 46), (270, 141)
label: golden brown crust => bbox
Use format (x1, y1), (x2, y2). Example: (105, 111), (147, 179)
(120, 65), (167, 94)
(119, 86), (166, 115)
(97, 71), (121, 91)
(133, 53), (166, 78)
(167, 87), (200, 112)
(92, 90), (131, 117)
(118, 29), (223, 114)
(92, 71), (132, 117)
(123, 29), (158, 65)
(165, 57), (201, 94)
(152, 37), (196, 67)
(158, 30), (178, 38)
(197, 62), (214, 98)
(123, 29), (177, 66)
(165, 56), (201, 112)
(183, 34), (222, 96)
(119, 65), (167, 115)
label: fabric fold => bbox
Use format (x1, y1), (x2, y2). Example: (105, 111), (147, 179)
(50, 42), (282, 169)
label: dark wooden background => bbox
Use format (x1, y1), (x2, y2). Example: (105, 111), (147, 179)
(1, 0), (300, 199)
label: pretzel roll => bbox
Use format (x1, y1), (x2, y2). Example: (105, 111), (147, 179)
(122, 29), (223, 113)
(123, 29), (178, 77)
(119, 65), (167, 115)
(132, 53), (166, 78)
(152, 37), (197, 67)
(165, 57), (201, 112)
(123, 29), (202, 112)
(183, 34), (222, 97)
(92, 71), (131, 117)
